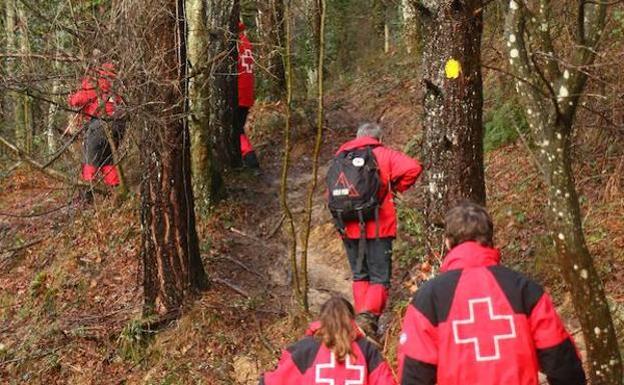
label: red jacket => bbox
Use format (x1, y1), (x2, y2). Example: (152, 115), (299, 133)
(335, 137), (422, 239)
(68, 66), (121, 120)
(261, 322), (396, 385)
(238, 33), (255, 107)
(398, 242), (586, 385)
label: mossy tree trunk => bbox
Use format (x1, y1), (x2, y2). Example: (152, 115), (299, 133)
(187, 0), (223, 211)
(207, 0), (240, 169)
(505, 1), (622, 383)
(140, 0), (208, 317)
(417, 0), (486, 255)
(15, 0), (33, 153)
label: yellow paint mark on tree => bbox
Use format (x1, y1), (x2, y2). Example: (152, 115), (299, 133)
(445, 58), (461, 79)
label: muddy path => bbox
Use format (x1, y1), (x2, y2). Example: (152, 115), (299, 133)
(224, 102), (362, 314)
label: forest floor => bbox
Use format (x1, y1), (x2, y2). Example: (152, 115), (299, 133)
(1, 59), (623, 384)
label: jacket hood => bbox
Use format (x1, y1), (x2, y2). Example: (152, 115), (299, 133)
(304, 320), (365, 338)
(81, 74), (113, 92)
(440, 241), (501, 272)
(337, 136), (381, 154)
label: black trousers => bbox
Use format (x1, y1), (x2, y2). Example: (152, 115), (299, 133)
(343, 238), (393, 287)
(83, 119), (113, 167)
(234, 106), (259, 168)
(234, 106), (249, 136)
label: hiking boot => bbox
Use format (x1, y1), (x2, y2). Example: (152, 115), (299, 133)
(79, 188), (94, 205)
(355, 312), (379, 338)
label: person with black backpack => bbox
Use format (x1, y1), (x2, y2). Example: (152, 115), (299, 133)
(327, 123), (422, 336)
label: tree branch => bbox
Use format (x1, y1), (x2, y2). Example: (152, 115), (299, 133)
(0, 135), (103, 192)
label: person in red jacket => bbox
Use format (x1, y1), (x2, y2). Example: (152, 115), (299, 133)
(260, 296), (396, 385)
(398, 201), (586, 385)
(68, 62), (125, 191)
(236, 21), (260, 169)
(335, 123), (422, 333)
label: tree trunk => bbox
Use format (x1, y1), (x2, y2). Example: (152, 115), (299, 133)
(418, 1), (486, 253)
(545, 120), (623, 384)
(4, 0), (17, 144)
(505, 1), (623, 383)
(400, 0), (421, 55)
(187, 0), (223, 211)
(207, 0), (240, 169)
(140, 0), (208, 317)
(257, 0), (286, 100)
(14, 0), (33, 153)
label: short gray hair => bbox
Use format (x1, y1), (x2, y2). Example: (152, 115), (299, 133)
(356, 122), (382, 139)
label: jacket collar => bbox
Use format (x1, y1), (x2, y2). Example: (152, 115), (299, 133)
(440, 241), (501, 272)
(305, 320), (365, 338)
(337, 137), (381, 154)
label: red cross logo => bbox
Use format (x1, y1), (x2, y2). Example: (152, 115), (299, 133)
(240, 48), (253, 73)
(315, 352), (365, 385)
(452, 297), (516, 362)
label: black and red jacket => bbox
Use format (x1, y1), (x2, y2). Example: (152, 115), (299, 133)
(261, 322), (396, 385)
(335, 137), (422, 239)
(238, 29), (255, 108)
(68, 63), (122, 121)
(398, 242), (586, 385)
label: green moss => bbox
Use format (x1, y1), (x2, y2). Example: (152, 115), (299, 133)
(484, 96), (529, 152)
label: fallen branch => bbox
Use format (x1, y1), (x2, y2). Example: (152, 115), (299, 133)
(254, 315), (279, 355)
(0, 135), (104, 193)
(266, 214), (286, 239)
(1, 238), (46, 254)
(211, 254), (263, 279)
(0, 202), (71, 219)
(213, 277), (250, 298)
(0, 161), (22, 182)
(229, 227), (263, 243)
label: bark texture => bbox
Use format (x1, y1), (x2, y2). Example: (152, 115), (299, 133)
(139, 0), (208, 316)
(419, 1), (486, 249)
(206, 0), (240, 169)
(505, 1), (622, 383)
(187, 0), (223, 211)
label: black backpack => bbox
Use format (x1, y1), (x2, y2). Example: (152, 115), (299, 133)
(327, 145), (384, 269)
(326, 145), (384, 237)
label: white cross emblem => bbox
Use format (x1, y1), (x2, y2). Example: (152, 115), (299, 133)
(315, 352), (365, 385)
(452, 297), (516, 362)
(240, 48), (253, 73)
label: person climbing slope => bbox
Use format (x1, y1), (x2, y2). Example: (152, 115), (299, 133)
(398, 201), (586, 385)
(259, 296), (396, 385)
(327, 122), (422, 335)
(68, 62), (125, 194)
(236, 21), (260, 169)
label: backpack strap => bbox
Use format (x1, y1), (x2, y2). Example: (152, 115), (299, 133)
(357, 210), (366, 273)
(366, 145), (382, 240)
(332, 211), (346, 236)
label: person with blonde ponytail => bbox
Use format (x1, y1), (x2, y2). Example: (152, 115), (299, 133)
(259, 296), (396, 385)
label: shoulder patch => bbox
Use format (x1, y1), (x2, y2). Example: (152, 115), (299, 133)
(355, 337), (383, 372)
(286, 336), (322, 374)
(412, 270), (462, 326)
(487, 265), (544, 315)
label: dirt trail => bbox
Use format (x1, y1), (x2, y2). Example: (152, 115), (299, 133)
(228, 149), (353, 314)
